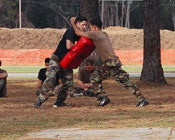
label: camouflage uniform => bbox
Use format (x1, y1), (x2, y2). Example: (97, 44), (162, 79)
(52, 84), (62, 95)
(0, 79), (7, 97)
(0, 68), (7, 97)
(38, 54), (73, 103)
(90, 56), (145, 101)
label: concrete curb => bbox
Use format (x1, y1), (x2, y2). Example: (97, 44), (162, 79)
(24, 128), (175, 140)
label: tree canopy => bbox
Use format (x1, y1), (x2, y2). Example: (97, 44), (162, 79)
(0, 0), (175, 30)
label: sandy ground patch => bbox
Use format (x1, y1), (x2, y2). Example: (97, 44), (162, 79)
(0, 27), (175, 50)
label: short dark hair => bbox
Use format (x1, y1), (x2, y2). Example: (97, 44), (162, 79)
(85, 59), (94, 66)
(90, 18), (102, 29)
(45, 58), (50, 63)
(75, 16), (87, 23)
(0, 60), (1, 66)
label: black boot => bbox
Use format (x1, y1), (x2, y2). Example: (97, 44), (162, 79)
(98, 96), (110, 106)
(33, 98), (44, 108)
(136, 99), (149, 107)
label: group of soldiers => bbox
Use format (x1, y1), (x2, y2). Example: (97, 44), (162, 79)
(0, 16), (149, 108)
(33, 16), (149, 108)
(36, 58), (96, 98)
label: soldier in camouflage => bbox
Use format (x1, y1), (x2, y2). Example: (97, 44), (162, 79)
(36, 58), (61, 97)
(71, 17), (149, 107)
(0, 60), (8, 97)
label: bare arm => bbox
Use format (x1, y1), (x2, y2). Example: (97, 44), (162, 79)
(70, 17), (88, 37)
(66, 40), (74, 50)
(78, 80), (87, 90)
(37, 80), (42, 89)
(58, 79), (62, 85)
(0, 72), (8, 79)
(78, 80), (92, 91)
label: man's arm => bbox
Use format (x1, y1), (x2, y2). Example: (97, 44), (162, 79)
(78, 80), (92, 91)
(0, 71), (8, 79)
(37, 80), (42, 89)
(66, 40), (74, 50)
(70, 17), (88, 37)
(78, 80), (87, 90)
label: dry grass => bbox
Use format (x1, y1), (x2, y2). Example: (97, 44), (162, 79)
(0, 76), (175, 139)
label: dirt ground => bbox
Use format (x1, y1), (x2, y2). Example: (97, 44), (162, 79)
(0, 27), (175, 50)
(0, 27), (175, 139)
(0, 76), (175, 139)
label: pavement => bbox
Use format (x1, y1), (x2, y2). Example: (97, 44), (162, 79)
(8, 73), (175, 77)
(24, 128), (175, 140)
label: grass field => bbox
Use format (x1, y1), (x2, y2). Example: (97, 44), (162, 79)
(2, 65), (175, 73)
(0, 76), (175, 139)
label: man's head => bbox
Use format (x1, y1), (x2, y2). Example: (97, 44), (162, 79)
(45, 58), (50, 69)
(0, 60), (1, 67)
(85, 59), (95, 72)
(89, 18), (102, 31)
(75, 16), (88, 32)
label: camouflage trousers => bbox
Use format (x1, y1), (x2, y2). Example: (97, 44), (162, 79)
(36, 84), (62, 97)
(0, 79), (7, 97)
(90, 57), (145, 101)
(38, 54), (73, 103)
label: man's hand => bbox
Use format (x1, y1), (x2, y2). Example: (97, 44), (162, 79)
(70, 17), (76, 24)
(84, 83), (92, 88)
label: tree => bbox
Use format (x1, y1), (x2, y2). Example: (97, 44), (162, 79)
(140, 0), (167, 84)
(159, 0), (174, 30)
(0, 0), (18, 28)
(24, 0), (79, 28)
(169, 0), (175, 30)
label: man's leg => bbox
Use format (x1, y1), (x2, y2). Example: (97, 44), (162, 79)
(53, 69), (73, 107)
(51, 84), (62, 96)
(90, 57), (122, 99)
(33, 54), (60, 107)
(90, 66), (110, 106)
(114, 67), (149, 107)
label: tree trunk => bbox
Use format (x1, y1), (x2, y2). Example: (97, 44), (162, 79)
(121, 1), (125, 27)
(101, 0), (104, 28)
(125, 1), (130, 28)
(140, 0), (166, 84)
(101, 1), (109, 28)
(114, 2), (119, 26)
(171, 8), (175, 31)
